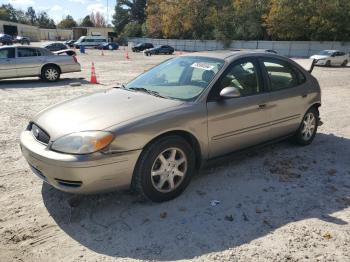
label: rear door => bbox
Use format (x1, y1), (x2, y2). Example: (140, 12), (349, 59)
(0, 47), (16, 78)
(16, 47), (43, 77)
(259, 57), (309, 138)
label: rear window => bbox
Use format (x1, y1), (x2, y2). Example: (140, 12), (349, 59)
(262, 58), (305, 91)
(18, 48), (38, 57)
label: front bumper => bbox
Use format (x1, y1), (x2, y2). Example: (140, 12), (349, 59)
(314, 59), (327, 66)
(20, 130), (141, 194)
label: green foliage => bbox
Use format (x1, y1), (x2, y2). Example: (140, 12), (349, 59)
(0, 4), (56, 29)
(80, 15), (94, 27)
(57, 15), (78, 29)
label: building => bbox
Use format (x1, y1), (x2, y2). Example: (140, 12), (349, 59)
(40, 29), (73, 41)
(72, 27), (116, 41)
(0, 20), (73, 41)
(0, 20), (40, 41)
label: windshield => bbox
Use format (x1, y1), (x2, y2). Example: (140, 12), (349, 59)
(318, 50), (333, 56)
(126, 56), (224, 101)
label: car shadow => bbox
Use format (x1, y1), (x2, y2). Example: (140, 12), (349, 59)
(0, 77), (89, 89)
(42, 133), (350, 260)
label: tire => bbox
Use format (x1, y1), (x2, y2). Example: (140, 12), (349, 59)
(293, 107), (319, 145)
(325, 60), (331, 67)
(342, 60), (348, 67)
(132, 136), (195, 202)
(41, 65), (60, 82)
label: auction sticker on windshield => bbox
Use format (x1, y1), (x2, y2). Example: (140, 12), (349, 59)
(191, 62), (215, 71)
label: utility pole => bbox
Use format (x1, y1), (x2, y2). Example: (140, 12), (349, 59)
(107, 0), (109, 26)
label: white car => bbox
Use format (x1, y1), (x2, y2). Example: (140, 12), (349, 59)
(310, 50), (349, 67)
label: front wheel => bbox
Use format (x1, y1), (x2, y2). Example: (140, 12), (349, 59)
(293, 108), (319, 145)
(132, 136), (195, 202)
(342, 60), (348, 67)
(42, 65), (60, 82)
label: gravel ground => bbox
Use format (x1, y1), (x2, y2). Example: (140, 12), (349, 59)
(0, 45), (349, 262)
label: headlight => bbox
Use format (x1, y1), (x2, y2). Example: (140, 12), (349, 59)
(51, 131), (114, 154)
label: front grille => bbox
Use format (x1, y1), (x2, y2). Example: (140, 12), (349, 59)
(30, 123), (50, 144)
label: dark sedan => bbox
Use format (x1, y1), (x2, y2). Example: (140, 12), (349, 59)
(64, 40), (76, 47)
(44, 43), (68, 52)
(0, 34), (13, 45)
(95, 42), (119, 50)
(13, 36), (30, 45)
(132, 42), (154, 52)
(144, 45), (175, 56)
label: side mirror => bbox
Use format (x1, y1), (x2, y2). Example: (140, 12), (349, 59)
(219, 86), (241, 99)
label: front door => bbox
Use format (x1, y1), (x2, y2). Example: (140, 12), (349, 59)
(207, 58), (272, 158)
(0, 47), (16, 78)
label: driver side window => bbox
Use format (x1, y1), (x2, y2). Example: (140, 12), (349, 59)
(217, 60), (260, 97)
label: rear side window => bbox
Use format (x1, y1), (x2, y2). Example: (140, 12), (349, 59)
(0, 48), (15, 58)
(262, 59), (301, 91)
(18, 48), (38, 57)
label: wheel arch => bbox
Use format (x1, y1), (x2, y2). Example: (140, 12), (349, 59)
(142, 130), (203, 170)
(41, 63), (61, 75)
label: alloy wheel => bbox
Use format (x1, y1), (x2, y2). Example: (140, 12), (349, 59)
(45, 68), (58, 81)
(151, 147), (187, 193)
(301, 113), (316, 141)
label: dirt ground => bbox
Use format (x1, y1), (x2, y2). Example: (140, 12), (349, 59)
(0, 44), (349, 262)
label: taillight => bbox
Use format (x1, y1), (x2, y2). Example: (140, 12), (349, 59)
(73, 56), (78, 63)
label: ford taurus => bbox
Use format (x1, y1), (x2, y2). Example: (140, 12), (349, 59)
(20, 51), (321, 202)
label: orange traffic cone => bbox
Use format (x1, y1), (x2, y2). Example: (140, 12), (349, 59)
(90, 62), (98, 84)
(125, 49), (130, 60)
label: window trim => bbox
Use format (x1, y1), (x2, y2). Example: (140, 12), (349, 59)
(258, 57), (306, 92)
(0, 47), (15, 59)
(207, 57), (265, 102)
(17, 47), (39, 58)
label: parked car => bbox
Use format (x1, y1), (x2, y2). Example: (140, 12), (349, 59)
(144, 45), (175, 56)
(64, 40), (76, 47)
(74, 36), (107, 48)
(132, 42), (154, 52)
(0, 46), (81, 81)
(0, 34), (13, 45)
(20, 51), (321, 202)
(95, 42), (119, 50)
(44, 42), (68, 52)
(310, 50), (349, 67)
(13, 36), (30, 45)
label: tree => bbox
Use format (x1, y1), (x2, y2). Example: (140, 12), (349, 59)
(25, 6), (37, 25)
(80, 15), (94, 27)
(112, 0), (147, 36)
(57, 15), (78, 29)
(90, 11), (106, 27)
(0, 4), (18, 22)
(37, 12), (56, 29)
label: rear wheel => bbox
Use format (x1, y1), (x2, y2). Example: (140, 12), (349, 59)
(42, 65), (60, 82)
(293, 107), (319, 145)
(132, 136), (195, 202)
(342, 60), (348, 67)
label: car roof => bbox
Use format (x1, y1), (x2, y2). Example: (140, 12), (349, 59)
(181, 50), (284, 62)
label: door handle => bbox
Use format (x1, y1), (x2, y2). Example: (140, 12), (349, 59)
(258, 104), (266, 109)
(301, 93), (308, 98)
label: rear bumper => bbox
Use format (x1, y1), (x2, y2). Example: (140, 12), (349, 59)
(20, 130), (141, 194)
(61, 63), (81, 73)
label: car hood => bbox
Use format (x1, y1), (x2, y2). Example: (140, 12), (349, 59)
(33, 88), (183, 140)
(310, 55), (329, 60)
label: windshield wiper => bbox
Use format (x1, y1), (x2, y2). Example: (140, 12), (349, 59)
(128, 87), (167, 99)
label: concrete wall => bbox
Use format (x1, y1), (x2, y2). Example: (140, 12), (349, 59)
(0, 20), (40, 41)
(40, 29), (73, 41)
(129, 38), (350, 57)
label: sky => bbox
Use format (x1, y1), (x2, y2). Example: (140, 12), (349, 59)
(1, 0), (115, 24)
